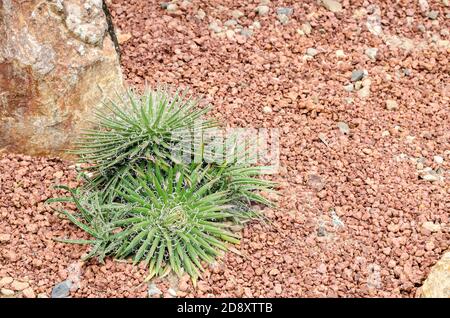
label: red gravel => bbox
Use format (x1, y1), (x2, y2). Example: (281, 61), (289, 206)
(1, 0), (449, 297)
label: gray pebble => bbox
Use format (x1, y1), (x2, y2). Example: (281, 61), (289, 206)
(351, 70), (365, 82)
(317, 225), (327, 237)
(431, 34), (440, 43)
(240, 28), (253, 37)
(224, 19), (238, 27)
(331, 210), (345, 228)
(51, 280), (72, 298)
(148, 283), (162, 297)
(416, 157), (427, 164)
(427, 10), (439, 20)
(276, 7), (293, 16)
(402, 68), (411, 76)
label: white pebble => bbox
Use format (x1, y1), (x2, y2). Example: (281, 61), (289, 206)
(421, 174), (439, 182)
(343, 83), (354, 92)
(385, 99), (398, 110)
(433, 155), (444, 164)
(337, 122), (350, 134)
(166, 3), (178, 12)
(335, 50), (345, 58)
(252, 21), (261, 29)
(365, 47), (378, 60)
(306, 48), (319, 57)
(225, 29), (235, 40)
(195, 9), (206, 20)
(255, 5), (270, 16)
(263, 106), (272, 113)
(231, 10), (244, 20)
(208, 21), (222, 33)
(302, 22), (312, 35)
(422, 221), (442, 232)
(168, 288), (177, 297)
(405, 135), (415, 143)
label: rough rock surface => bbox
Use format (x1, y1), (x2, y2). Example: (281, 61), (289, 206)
(419, 251), (450, 298)
(0, 0), (123, 156)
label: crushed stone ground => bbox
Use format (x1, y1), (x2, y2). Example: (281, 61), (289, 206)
(1, 0), (449, 298)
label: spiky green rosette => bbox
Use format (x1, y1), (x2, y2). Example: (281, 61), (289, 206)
(182, 162), (275, 216)
(200, 132), (276, 209)
(49, 165), (241, 282)
(73, 87), (217, 200)
(48, 86), (277, 281)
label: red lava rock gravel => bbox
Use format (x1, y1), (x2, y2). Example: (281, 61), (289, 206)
(1, 0), (449, 297)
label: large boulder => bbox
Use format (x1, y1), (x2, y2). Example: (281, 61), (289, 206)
(419, 251), (450, 298)
(0, 0), (123, 156)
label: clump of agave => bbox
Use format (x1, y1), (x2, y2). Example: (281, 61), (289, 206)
(48, 86), (275, 282)
(72, 87), (217, 201)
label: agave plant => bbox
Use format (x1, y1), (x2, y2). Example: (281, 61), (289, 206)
(47, 187), (133, 261)
(49, 86), (277, 281)
(73, 87), (217, 200)
(214, 164), (275, 207)
(199, 129), (276, 210)
(49, 164), (242, 282)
